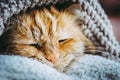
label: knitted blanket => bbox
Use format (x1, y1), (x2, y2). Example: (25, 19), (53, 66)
(0, 0), (120, 80)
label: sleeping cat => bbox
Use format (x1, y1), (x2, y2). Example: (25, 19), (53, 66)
(0, 5), (95, 72)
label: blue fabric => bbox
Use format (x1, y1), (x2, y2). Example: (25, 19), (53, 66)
(0, 55), (120, 80)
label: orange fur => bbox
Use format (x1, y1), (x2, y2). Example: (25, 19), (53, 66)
(0, 6), (95, 72)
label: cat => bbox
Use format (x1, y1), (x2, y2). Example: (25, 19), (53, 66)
(0, 4), (95, 72)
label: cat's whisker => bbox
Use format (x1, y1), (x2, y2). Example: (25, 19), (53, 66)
(85, 46), (105, 50)
(84, 49), (108, 54)
(84, 45), (102, 48)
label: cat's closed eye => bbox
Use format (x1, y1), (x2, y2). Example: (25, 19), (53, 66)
(31, 44), (41, 49)
(59, 39), (67, 43)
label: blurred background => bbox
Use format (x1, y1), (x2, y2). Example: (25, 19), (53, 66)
(99, 0), (120, 41)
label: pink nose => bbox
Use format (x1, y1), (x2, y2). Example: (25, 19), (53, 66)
(46, 56), (57, 63)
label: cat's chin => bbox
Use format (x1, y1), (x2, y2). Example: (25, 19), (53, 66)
(53, 53), (80, 72)
(45, 61), (54, 67)
(38, 58), (54, 67)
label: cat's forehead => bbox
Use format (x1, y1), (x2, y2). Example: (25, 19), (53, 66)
(33, 8), (79, 39)
(57, 19), (80, 39)
(58, 29), (71, 39)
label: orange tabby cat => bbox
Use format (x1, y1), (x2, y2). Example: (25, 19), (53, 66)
(0, 5), (95, 72)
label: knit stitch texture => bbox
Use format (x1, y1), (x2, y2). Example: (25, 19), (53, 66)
(0, 0), (120, 80)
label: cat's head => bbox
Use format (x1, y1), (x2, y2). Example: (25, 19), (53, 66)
(1, 6), (95, 65)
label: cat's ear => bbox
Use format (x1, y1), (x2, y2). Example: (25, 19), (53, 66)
(65, 4), (82, 15)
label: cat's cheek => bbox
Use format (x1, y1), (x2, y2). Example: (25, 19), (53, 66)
(60, 41), (84, 55)
(9, 44), (40, 57)
(73, 42), (84, 54)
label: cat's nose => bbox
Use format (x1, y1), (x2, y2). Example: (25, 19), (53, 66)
(47, 57), (56, 63)
(46, 55), (59, 63)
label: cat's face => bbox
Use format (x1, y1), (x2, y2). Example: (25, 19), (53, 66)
(3, 6), (95, 71)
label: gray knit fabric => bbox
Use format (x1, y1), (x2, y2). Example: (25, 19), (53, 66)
(0, 0), (120, 61)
